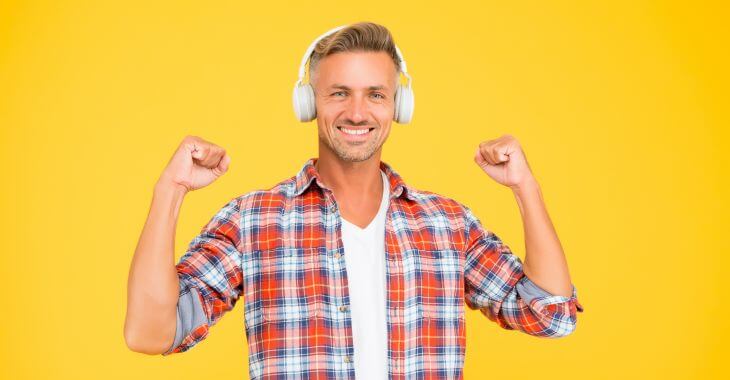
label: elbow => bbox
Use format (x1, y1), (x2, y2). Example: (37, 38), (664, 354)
(123, 328), (147, 353)
(123, 302), (179, 354)
(124, 324), (174, 355)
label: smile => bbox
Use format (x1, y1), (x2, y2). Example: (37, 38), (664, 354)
(336, 126), (375, 140)
(338, 127), (373, 135)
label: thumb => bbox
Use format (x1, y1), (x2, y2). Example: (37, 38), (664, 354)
(217, 153), (231, 173)
(188, 142), (204, 160)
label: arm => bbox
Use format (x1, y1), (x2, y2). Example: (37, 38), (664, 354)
(123, 181), (186, 354)
(124, 135), (231, 354)
(513, 176), (572, 297)
(462, 205), (583, 338)
(160, 196), (244, 355)
(466, 134), (583, 337)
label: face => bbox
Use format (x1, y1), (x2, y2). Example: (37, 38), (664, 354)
(311, 51), (399, 163)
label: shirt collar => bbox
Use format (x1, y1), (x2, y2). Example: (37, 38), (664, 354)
(291, 157), (414, 200)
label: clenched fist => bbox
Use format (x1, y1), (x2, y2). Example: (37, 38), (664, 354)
(474, 134), (535, 190)
(157, 135), (231, 193)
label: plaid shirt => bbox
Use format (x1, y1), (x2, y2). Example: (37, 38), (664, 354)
(163, 157), (584, 379)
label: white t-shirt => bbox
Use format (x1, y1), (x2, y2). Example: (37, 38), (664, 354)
(339, 170), (390, 379)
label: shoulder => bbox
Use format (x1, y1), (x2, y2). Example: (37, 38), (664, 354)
(403, 186), (470, 217)
(398, 186), (475, 239)
(227, 175), (296, 212)
(396, 186), (478, 251)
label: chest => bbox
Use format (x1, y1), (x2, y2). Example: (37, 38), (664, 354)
(242, 193), (468, 323)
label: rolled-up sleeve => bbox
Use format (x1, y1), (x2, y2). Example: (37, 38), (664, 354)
(461, 205), (584, 338)
(162, 197), (244, 355)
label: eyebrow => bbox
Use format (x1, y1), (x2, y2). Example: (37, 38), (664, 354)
(329, 84), (387, 91)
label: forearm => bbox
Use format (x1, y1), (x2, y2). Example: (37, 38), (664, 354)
(511, 177), (573, 297)
(124, 181), (187, 353)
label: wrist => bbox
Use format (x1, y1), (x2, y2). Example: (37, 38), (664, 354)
(154, 178), (189, 198)
(152, 180), (188, 220)
(510, 176), (541, 216)
(510, 175), (539, 195)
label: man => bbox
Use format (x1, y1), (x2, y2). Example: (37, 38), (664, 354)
(124, 22), (583, 379)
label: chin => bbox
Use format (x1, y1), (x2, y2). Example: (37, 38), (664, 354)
(334, 147), (378, 163)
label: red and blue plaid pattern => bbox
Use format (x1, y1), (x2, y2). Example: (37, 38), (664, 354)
(163, 157), (584, 379)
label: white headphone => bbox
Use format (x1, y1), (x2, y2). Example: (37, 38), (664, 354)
(292, 25), (415, 124)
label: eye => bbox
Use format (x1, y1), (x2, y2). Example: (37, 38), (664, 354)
(331, 91), (346, 97)
(371, 93), (385, 99)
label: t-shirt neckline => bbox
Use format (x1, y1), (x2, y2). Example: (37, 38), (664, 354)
(340, 170), (389, 233)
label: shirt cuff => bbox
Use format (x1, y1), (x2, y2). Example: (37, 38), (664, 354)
(162, 282), (208, 355)
(515, 275), (578, 305)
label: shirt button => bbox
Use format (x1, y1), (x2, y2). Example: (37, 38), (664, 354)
(338, 305), (349, 312)
(334, 253), (342, 259)
(344, 356), (352, 363)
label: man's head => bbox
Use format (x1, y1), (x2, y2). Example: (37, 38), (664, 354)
(308, 22), (401, 163)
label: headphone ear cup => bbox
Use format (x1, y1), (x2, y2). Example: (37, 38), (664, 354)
(393, 84), (414, 124)
(292, 83), (316, 122)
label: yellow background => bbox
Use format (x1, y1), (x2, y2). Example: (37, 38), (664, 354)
(1, 1), (727, 379)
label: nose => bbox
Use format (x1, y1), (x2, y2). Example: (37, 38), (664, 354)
(343, 93), (367, 125)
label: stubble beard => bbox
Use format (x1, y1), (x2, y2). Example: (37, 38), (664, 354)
(319, 128), (381, 163)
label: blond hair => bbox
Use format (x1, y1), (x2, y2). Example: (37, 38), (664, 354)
(308, 22), (401, 83)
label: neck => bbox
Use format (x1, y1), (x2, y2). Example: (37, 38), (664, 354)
(314, 148), (383, 199)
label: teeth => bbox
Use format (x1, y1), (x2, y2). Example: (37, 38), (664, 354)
(341, 128), (369, 135)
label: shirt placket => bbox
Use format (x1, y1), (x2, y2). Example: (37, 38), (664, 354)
(322, 188), (357, 379)
(384, 195), (405, 379)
